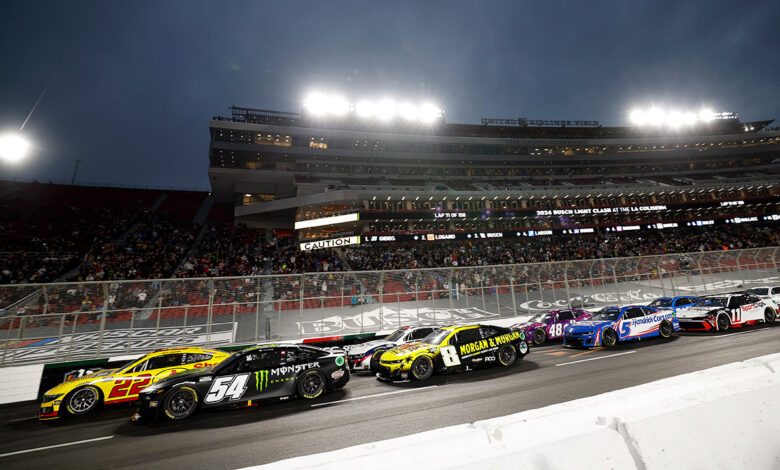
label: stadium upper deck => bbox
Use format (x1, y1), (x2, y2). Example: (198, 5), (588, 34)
(208, 105), (780, 244)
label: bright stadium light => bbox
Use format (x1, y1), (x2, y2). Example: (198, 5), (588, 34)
(355, 99), (375, 118)
(374, 99), (396, 120)
(629, 106), (730, 128)
(418, 103), (442, 123)
(629, 109), (647, 126)
(329, 95), (349, 116)
(303, 92), (330, 116)
(0, 133), (30, 163)
(398, 102), (419, 121)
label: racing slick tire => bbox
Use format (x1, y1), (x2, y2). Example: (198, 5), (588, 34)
(532, 328), (547, 345)
(497, 345), (517, 366)
(659, 320), (674, 339)
(410, 356), (434, 380)
(297, 370), (326, 399)
(64, 385), (101, 416)
(716, 312), (731, 332)
(601, 328), (618, 348)
(369, 349), (387, 372)
(162, 386), (198, 420)
(764, 308), (776, 325)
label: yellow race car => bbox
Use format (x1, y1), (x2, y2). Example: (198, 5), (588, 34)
(372, 324), (528, 381)
(39, 347), (230, 420)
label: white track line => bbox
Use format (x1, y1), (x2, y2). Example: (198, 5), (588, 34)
(311, 386), (437, 407)
(706, 329), (765, 340)
(555, 351), (636, 367)
(0, 435), (114, 458)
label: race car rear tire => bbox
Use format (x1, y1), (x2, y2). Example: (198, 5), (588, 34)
(64, 385), (101, 416)
(298, 370), (326, 399)
(163, 386), (198, 420)
(659, 320), (673, 339)
(601, 328), (617, 348)
(410, 356), (434, 380)
(498, 345), (517, 366)
(716, 312), (731, 331)
(532, 328), (547, 345)
(369, 349), (386, 372)
(764, 308), (776, 324)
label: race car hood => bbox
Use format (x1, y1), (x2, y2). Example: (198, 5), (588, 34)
(44, 368), (119, 395)
(347, 340), (393, 357)
(511, 321), (544, 333)
(676, 307), (718, 319)
(566, 320), (610, 333)
(383, 342), (436, 360)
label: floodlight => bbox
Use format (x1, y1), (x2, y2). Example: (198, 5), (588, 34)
(355, 99), (375, 118)
(418, 103), (441, 123)
(698, 109), (715, 122)
(629, 109), (647, 125)
(374, 99), (396, 120)
(329, 96), (349, 116)
(398, 102), (419, 121)
(303, 93), (330, 116)
(646, 108), (665, 126)
(0, 133), (30, 163)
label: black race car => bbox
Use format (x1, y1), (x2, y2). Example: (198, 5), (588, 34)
(132, 344), (349, 422)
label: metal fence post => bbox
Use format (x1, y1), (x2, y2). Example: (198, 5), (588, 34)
(153, 295), (163, 350)
(563, 263), (571, 309)
(206, 287), (214, 346)
(510, 266), (518, 317)
(255, 277), (261, 342)
(95, 282), (110, 358)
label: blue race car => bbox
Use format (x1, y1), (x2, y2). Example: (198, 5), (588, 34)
(647, 296), (701, 313)
(563, 305), (680, 348)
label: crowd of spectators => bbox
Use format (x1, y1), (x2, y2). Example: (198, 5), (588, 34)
(177, 224), (267, 277)
(76, 214), (199, 281)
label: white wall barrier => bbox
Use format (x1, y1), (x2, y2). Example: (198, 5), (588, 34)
(244, 353), (780, 470)
(0, 364), (44, 405)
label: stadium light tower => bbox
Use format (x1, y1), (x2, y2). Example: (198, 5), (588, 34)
(0, 132), (30, 164)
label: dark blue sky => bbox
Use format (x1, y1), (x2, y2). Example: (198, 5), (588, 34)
(1, 1), (778, 189)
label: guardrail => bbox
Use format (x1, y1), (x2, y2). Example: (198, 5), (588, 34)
(1, 246), (777, 366)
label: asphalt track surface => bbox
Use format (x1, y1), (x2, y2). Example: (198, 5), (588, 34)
(1, 325), (779, 469)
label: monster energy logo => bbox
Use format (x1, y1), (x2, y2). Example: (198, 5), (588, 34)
(255, 370), (269, 391)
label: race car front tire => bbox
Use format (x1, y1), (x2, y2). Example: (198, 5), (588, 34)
(716, 312), (731, 331)
(162, 386), (198, 420)
(410, 356), (434, 380)
(764, 308), (776, 325)
(659, 320), (673, 339)
(532, 328), (547, 345)
(65, 386), (101, 416)
(369, 349), (386, 372)
(498, 345), (517, 366)
(298, 370), (326, 399)
(601, 328), (618, 348)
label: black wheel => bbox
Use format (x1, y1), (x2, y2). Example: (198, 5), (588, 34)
(659, 320), (673, 339)
(163, 386), (198, 420)
(297, 370), (326, 399)
(497, 345), (517, 366)
(716, 312), (731, 331)
(369, 349), (386, 372)
(65, 386), (101, 416)
(601, 328), (617, 348)
(410, 356), (434, 380)
(764, 308), (776, 324)
(532, 328), (547, 345)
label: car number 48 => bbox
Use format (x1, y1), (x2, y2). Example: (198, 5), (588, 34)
(205, 374), (249, 403)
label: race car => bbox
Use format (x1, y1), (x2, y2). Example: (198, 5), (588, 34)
(563, 305), (679, 348)
(39, 347), (230, 420)
(646, 296), (701, 313)
(373, 324), (529, 381)
(676, 293), (776, 331)
(347, 325), (439, 371)
(511, 309), (592, 345)
(745, 286), (780, 313)
(132, 343), (348, 423)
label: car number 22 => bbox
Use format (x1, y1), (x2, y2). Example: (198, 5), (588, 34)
(204, 374), (250, 403)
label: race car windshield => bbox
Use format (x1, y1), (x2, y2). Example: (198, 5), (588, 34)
(529, 312), (554, 323)
(649, 299), (673, 308)
(694, 297), (727, 307)
(590, 308), (621, 321)
(747, 288), (768, 296)
(422, 329), (451, 345)
(384, 329), (408, 342)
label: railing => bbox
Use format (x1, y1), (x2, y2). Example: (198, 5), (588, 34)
(0, 247), (777, 366)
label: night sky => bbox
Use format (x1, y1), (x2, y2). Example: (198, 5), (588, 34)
(1, 0), (778, 190)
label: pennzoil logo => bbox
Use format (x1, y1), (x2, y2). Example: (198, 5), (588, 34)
(255, 370), (269, 391)
(459, 331), (521, 355)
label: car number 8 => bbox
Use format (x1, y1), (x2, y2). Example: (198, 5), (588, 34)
(440, 345), (461, 366)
